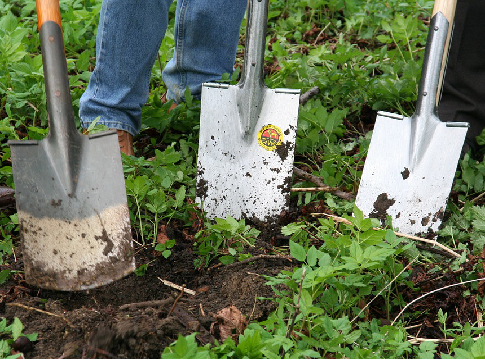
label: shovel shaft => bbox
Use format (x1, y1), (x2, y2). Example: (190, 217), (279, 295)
(236, 0), (270, 135)
(240, 0), (269, 89)
(414, 12), (449, 117)
(38, 1), (81, 148)
(37, 0), (83, 195)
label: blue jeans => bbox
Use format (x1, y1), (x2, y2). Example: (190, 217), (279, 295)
(79, 0), (246, 135)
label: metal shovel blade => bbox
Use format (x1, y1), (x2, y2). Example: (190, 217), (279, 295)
(196, 84), (299, 221)
(355, 9), (468, 235)
(9, 132), (135, 291)
(8, 19), (134, 291)
(196, 0), (300, 221)
(355, 111), (467, 235)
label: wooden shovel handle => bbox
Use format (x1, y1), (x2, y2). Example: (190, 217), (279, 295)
(36, 0), (62, 30)
(432, 0), (457, 105)
(432, 0), (456, 23)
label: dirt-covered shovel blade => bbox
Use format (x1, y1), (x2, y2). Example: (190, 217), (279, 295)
(196, 0), (300, 222)
(355, 0), (468, 236)
(8, 0), (134, 291)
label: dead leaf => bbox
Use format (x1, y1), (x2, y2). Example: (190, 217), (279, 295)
(196, 286), (210, 293)
(157, 225), (170, 245)
(210, 305), (248, 342)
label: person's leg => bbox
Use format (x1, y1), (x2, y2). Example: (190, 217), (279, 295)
(439, 0), (485, 158)
(79, 0), (173, 137)
(162, 0), (247, 103)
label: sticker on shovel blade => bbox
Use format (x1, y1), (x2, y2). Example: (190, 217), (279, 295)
(258, 124), (283, 151)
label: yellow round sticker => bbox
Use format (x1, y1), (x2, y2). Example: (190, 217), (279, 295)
(258, 124), (283, 151)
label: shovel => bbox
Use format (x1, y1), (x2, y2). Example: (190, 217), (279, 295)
(355, 0), (468, 235)
(7, 0), (135, 291)
(196, 0), (300, 222)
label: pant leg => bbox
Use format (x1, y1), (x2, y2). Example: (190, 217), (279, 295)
(439, 0), (485, 156)
(163, 0), (247, 103)
(79, 0), (173, 135)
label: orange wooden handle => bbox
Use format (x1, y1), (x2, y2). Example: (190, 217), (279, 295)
(36, 0), (62, 30)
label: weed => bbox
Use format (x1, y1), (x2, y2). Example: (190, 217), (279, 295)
(194, 216), (260, 268)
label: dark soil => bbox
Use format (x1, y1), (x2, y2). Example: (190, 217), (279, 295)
(1, 236), (292, 359)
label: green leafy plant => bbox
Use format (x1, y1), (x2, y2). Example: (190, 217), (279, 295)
(194, 216), (260, 268)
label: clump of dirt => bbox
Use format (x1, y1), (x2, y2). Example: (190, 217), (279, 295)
(370, 192), (396, 223)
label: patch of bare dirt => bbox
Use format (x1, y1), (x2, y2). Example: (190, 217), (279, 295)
(1, 237), (292, 359)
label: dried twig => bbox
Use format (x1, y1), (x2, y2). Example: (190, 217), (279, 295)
(460, 190), (485, 212)
(119, 298), (173, 311)
(291, 187), (340, 192)
(167, 287), (185, 317)
(199, 303), (206, 317)
(84, 346), (117, 359)
(249, 295), (258, 322)
(394, 231), (462, 259)
(158, 277), (196, 295)
(292, 167), (354, 201)
(407, 336), (483, 345)
(311, 212), (462, 259)
(7, 303), (74, 328)
(414, 243), (457, 258)
(391, 277), (485, 326)
(299, 86), (320, 105)
(407, 337), (455, 345)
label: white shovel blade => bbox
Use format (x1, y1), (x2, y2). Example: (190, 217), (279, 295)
(355, 111), (467, 235)
(196, 83), (300, 222)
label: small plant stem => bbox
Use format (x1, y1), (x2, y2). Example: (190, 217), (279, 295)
(302, 225), (324, 243)
(391, 276), (485, 326)
(351, 255), (419, 324)
(286, 267), (306, 338)
(153, 213), (158, 245)
(134, 197), (144, 244)
(157, 53), (163, 74)
(281, 267), (306, 358)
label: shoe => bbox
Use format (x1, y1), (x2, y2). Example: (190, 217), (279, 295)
(115, 129), (134, 156)
(82, 129), (134, 156)
(160, 92), (178, 111)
